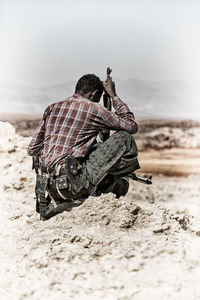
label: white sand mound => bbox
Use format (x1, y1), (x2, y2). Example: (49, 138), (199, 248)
(0, 121), (33, 192)
(1, 121), (200, 300)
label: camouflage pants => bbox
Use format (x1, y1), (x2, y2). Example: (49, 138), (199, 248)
(47, 131), (140, 202)
(81, 130), (140, 193)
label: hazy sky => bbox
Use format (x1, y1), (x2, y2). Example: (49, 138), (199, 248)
(1, 0), (200, 86)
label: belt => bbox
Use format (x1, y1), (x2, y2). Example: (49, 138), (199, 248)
(40, 157), (83, 177)
(40, 164), (66, 176)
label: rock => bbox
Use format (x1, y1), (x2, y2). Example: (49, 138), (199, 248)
(153, 225), (171, 234)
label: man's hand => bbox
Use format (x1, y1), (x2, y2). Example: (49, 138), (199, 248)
(102, 77), (117, 98)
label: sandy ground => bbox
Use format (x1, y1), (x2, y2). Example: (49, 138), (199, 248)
(138, 148), (200, 176)
(1, 121), (200, 300)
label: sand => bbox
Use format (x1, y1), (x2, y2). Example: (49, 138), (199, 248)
(1, 121), (200, 300)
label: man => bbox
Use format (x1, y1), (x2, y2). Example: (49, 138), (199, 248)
(28, 73), (140, 220)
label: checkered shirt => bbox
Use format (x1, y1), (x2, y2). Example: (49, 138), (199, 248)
(27, 94), (138, 167)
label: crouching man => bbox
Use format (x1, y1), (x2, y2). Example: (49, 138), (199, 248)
(27, 73), (140, 220)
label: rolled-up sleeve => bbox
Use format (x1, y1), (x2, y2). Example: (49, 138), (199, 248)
(98, 97), (138, 134)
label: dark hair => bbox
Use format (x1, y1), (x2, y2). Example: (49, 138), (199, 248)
(75, 74), (103, 95)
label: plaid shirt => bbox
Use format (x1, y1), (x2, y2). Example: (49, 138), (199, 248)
(27, 94), (138, 167)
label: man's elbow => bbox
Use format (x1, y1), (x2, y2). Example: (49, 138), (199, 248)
(27, 147), (33, 156)
(128, 122), (138, 134)
(27, 145), (37, 156)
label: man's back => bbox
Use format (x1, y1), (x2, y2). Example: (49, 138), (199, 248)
(28, 94), (102, 166)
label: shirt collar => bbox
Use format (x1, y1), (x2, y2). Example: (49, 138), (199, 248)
(73, 93), (84, 99)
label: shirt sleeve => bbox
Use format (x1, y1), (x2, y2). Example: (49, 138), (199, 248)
(98, 96), (138, 134)
(27, 105), (52, 156)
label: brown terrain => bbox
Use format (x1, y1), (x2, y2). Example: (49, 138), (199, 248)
(136, 118), (200, 176)
(0, 115), (200, 300)
(1, 113), (200, 176)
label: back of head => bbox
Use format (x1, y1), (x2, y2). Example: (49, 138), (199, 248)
(75, 74), (103, 100)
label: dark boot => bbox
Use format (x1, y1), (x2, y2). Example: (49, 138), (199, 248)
(40, 199), (73, 221)
(112, 177), (129, 198)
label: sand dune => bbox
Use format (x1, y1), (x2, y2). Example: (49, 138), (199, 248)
(1, 121), (200, 299)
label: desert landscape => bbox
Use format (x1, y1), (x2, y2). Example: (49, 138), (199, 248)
(1, 116), (200, 300)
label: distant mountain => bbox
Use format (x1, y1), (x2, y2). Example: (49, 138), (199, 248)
(0, 79), (200, 119)
(0, 81), (74, 114)
(117, 79), (200, 119)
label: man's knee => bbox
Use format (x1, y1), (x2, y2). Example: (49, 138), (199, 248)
(116, 130), (133, 140)
(114, 130), (136, 150)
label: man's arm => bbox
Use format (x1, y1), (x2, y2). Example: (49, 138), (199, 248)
(99, 77), (138, 134)
(99, 98), (138, 134)
(27, 105), (51, 156)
